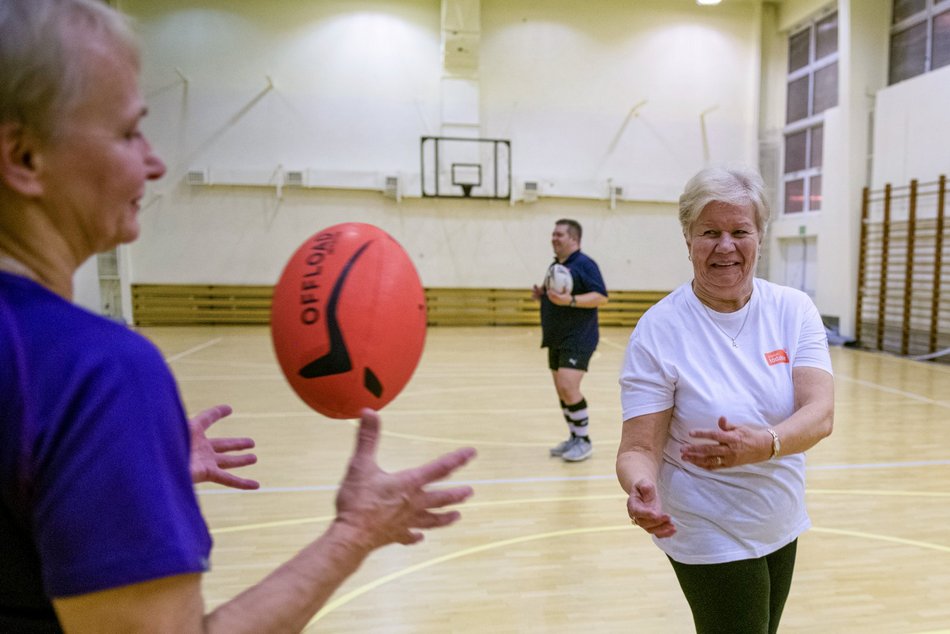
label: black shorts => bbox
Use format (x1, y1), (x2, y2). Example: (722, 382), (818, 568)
(547, 346), (593, 372)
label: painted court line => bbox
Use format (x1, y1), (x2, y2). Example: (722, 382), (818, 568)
(207, 490), (950, 535)
(197, 458), (950, 496)
(302, 523), (950, 629)
(304, 525), (630, 628)
(164, 337), (222, 363)
(809, 458), (950, 471)
(598, 335), (628, 351)
(208, 496), (622, 535)
(835, 373), (950, 409)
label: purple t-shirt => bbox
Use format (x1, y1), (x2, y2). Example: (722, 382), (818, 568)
(0, 272), (211, 630)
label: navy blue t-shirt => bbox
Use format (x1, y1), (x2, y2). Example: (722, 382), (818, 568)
(540, 250), (608, 350)
(0, 272), (211, 631)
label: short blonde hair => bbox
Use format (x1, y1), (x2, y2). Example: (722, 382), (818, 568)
(678, 166), (770, 239)
(0, 0), (138, 140)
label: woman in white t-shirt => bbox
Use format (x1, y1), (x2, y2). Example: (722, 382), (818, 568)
(616, 166), (834, 634)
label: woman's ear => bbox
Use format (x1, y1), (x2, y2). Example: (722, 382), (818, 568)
(0, 122), (44, 197)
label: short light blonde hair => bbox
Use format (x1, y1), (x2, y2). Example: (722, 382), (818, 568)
(678, 166), (770, 240)
(0, 0), (138, 140)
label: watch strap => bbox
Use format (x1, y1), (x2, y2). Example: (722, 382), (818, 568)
(766, 428), (781, 459)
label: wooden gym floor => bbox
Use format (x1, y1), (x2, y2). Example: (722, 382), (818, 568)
(144, 325), (950, 633)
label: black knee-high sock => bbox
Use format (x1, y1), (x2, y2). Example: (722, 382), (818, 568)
(564, 398), (590, 441)
(560, 399), (575, 437)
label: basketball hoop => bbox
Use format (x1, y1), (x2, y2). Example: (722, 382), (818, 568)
(452, 163), (481, 198)
(420, 137), (511, 200)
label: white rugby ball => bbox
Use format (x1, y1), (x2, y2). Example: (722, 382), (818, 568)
(544, 263), (573, 295)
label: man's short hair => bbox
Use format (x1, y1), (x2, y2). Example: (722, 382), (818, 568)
(555, 218), (582, 243)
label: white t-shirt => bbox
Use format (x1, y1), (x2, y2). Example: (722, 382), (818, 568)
(619, 278), (832, 564)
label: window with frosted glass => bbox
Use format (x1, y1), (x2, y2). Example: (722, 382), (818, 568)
(788, 29), (810, 72)
(783, 125), (823, 211)
(786, 76), (810, 124)
(785, 130), (807, 173)
(890, 21), (927, 83)
(893, 0), (925, 23)
(785, 179), (805, 214)
(808, 175), (822, 211)
(782, 10), (836, 215)
(933, 9), (950, 70)
(812, 62), (838, 114)
(809, 125), (823, 168)
(889, 1), (950, 85)
(815, 13), (838, 59)
(784, 127), (822, 173)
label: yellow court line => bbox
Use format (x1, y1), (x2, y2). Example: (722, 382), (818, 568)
(333, 418), (556, 446)
(209, 490), (950, 535)
(399, 384), (555, 398)
(809, 488), (950, 498)
(463, 494), (622, 507)
(303, 522), (950, 630)
(810, 526), (950, 554)
(209, 496), (625, 535)
(210, 515), (334, 535)
(345, 428), (550, 446)
(304, 525), (630, 629)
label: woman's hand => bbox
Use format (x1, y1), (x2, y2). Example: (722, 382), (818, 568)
(334, 409), (477, 549)
(626, 479), (676, 538)
(680, 416), (772, 470)
(617, 409), (675, 537)
(189, 404), (260, 490)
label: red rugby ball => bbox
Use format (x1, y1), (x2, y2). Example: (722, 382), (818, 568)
(270, 223), (427, 419)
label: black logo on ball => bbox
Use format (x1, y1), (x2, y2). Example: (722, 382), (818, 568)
(298, 240), (383, 398)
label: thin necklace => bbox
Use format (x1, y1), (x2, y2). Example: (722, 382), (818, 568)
(701, 299), (752, 348)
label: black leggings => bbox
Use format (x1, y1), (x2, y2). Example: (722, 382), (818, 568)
(668, 539), (798, 634)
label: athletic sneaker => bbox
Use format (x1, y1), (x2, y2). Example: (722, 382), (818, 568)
(549, 436), (575, 457)
(562, 438), (592, 462)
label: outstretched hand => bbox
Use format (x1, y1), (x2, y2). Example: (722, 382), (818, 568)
(626, 478), (676, 538)
(189, 404), (260, 490)
(335, 409), (477, 549)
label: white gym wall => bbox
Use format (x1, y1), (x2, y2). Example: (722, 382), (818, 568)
(104, 0), (762, 322)
(90, 0), (950, 338)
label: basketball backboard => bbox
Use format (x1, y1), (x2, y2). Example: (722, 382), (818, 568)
(420, 136), (511, 200)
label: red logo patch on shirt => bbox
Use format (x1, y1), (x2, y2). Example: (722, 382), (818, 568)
(765, 349), (790, 366)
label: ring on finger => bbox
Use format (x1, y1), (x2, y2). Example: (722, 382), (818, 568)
(715, 456), (723, 466)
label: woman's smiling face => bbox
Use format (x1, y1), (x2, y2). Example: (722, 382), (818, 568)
(686, 200), (759, 308)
